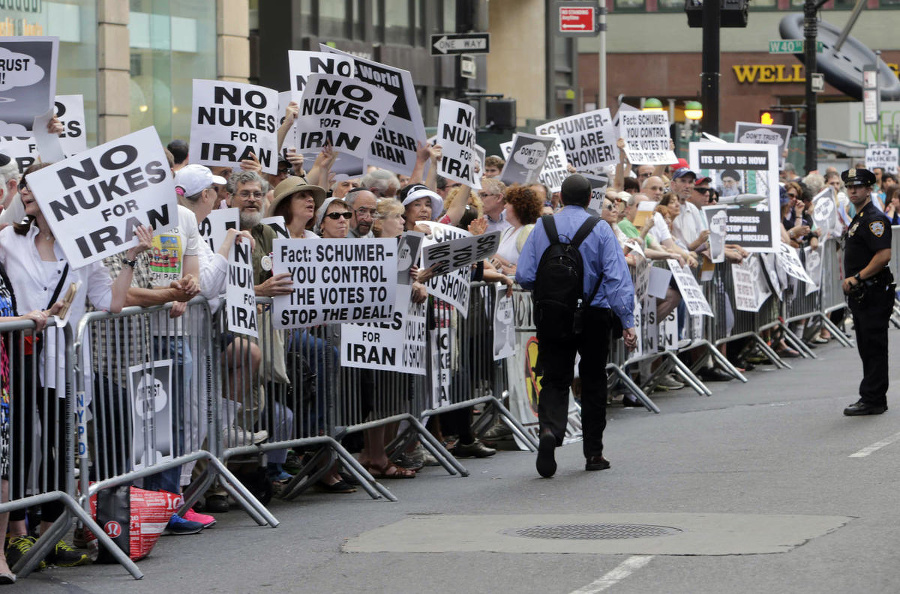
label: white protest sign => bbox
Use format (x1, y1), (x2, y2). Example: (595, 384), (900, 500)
(731, 259), (761, 312)
(128, 360), (173, 472)
(437, 99), (480, 189)
(27, 126), (177, 268)
(53, 95), (87, 156)
(190, 79), (280, 174)
(31, 108), (63, 162)
(536, 109), (617, 173)
(804, 243), (824, 295)
(226, 237), (258, 338)
(504, 135), (570, 193)
(583, 173), (610, 212)
(866, 147), (899, 174)
(666, 260), (713, 316)
(761, 252), (782, 295)
(288, 50), (354, 94)
(419, 221), (472, 316)
(0, 37), (58, 136)
(272, 238), (397, 328)
(0, 136), (37, 174)
(198, 207), (239, 253)
(341, 291), (428, 375)
(295, 74), (394, 161)
(612, 103), (639, 129)
(703, 205), (729, 263)
(748, 253), (771, 309)
(430, 323), (452, 408)
(499, 133), (556, 186)
(811, 187), (838, 239)
(261, 215), (290, 239)
(734, 121), (791, 167)
(619, 111), (676, 165)
(322, 45), (426, 177)
(493, 285), (515, 361)
(646, 266), (671, 300)
(422, 230), (500, 276)
(777, 242), (814, 284)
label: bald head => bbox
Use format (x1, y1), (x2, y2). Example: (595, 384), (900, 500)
(642, 176), (665, 201)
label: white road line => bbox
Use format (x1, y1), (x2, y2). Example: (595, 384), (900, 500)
(849, 430), (900, 458)
(569, 555), (654, 594)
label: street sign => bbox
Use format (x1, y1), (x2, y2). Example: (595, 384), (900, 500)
(431, 33), (490, 56)
(558, 2), (599, 37)
(768, 40), (824, 54)
(460, 55), (476, 80)
(811, 72), (825, 93)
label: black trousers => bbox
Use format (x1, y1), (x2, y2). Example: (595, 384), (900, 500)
(849, 286), (894, 406)
(537, 308), (612, 459)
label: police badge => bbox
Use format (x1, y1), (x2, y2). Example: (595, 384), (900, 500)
(869, 221), (885, 237)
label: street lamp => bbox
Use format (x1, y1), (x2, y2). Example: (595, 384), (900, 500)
(642, 98), (664, 111)
(684, 100), (703, 121)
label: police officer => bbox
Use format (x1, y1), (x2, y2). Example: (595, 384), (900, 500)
(841, 167), (894, 416)
(516, 175), (637, 478)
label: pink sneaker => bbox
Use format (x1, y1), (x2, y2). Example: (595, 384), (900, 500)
(183, 508), (216, 528)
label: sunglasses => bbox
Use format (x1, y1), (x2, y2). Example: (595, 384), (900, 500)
(325, 211), (353, 220)
(693, 187), (711, 194)
(18, 180), (28, 191)
(787, 193), (798, 198)
(604, 203), (616, 211)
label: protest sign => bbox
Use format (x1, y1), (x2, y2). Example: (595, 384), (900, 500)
(581, 172), (610, 212)
(811, 187), (838, 239)
(538, 135), (570, 192)
(261, 215), (290, 239)
(535, 109), (617, 173)
(0, 37), (58, 136)
(128, 360), (173, 472)
(619, 111), (676, 165)
(732, 257), (767, 312)
(190, 79), (280, 174)
(647, 266), (671, 300)
(53, 95), (87, 156)
(804, 243), (824, 295)
(493, 285), (515, 360)
(295, 74), (394, 162)
(703, 205), (729, 263)
(341, 291), (428, 375)
(667, 260), (713, 316)
(322, 45), (427, 176)
(866, 146), (899, 174)
(499, 133), (557, 186)
(634, 199), (655, 228)
(437, 99), (480, 189)
(734, 121), (791, 167)
(288, 50), (354, 94)
(226, 237), (258, 338)
(0, 135), (36, 173)
(631, 249), (651, 301)
(777, 242), (814, 284)
(419, 221), (472, 315)
(430, 322), (452, 409)
(612, 103), (638, 129)
(271, 238), (397, 328)
(690, 142), (780, 252)
(760, 252), (782, 295)
(749, 254), (772, 309)
(26, 126), (177, 268)
(198, 207), (239, 253)
(422, 230), (500, 276)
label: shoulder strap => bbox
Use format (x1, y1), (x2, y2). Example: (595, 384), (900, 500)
(570, 215), (601, 250)
(47, 263), (70, 309)
(542, 215), (560, 246)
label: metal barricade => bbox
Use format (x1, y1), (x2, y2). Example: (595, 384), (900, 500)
(419, 284), (539, 452)
(890, 226), (900, 327)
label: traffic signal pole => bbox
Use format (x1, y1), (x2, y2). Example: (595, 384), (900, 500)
(804, 0), (828, 174)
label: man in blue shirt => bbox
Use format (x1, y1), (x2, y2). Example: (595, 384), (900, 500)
(517, 175), (637, 478)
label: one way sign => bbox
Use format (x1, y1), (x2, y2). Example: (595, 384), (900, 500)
(431, 33), (491, 56)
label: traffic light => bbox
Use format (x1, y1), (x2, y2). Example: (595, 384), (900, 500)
(759, 109), (799, 134)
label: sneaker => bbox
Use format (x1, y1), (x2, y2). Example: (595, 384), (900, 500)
(223, 426), (268, 447)
(283, 451), (304, 474)
(5, 536), (45, 571)
(203, 494), (230, 513)
(183, 508), (216, 529)
(451, 439), (496, 458)
(481, 421), (513, 441)
(657, 374), (684, 391)
(268, 469), (293, 483)
(46, 540), (90, 567)
(164, 514), (204, 535)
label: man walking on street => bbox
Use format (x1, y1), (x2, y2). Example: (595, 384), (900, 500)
(516, 175), (637, 478)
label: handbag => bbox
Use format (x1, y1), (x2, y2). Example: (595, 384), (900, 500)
(257, 305), (290, 385)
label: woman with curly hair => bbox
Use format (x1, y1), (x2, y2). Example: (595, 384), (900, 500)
(491, 185), (543, 276)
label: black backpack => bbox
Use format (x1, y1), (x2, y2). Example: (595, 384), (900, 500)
(532, 214), (602, 342)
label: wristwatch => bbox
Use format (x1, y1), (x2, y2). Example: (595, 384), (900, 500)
(123, 258), (138, 269)
(854, 273), (862, 282)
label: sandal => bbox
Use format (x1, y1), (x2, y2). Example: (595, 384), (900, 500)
(366, 461), (416, 479)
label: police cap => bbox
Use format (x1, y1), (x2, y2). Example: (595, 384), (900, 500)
(841, 168), (876, 187)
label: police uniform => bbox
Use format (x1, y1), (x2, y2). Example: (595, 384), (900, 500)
(841, 168), (894, 415)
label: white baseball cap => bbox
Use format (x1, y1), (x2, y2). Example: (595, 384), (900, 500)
(402, 184), (443, 219)
(174, 164), (227, 197)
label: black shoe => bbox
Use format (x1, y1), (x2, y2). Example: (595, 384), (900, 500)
(843, 400), (887, 416)
(697, 367), (734, 382)
(536, 432), (557, 478)
(451, 439), (496, 458)
(622, 396), (642, 408)
(204, 494), (230, 513)
(585, 456), (611, 471)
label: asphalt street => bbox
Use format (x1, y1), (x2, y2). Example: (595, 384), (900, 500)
(17, 331), (900, 594)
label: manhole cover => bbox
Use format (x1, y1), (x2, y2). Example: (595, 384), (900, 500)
(504, 523), (683, 540)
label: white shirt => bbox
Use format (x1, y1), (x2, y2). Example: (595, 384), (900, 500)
(648, 211), (672, 245)
(495, 225), (529, 267)
(673, 201), (707, 247)
(0, 224), (115, 389)
(485, 210), (511, 235)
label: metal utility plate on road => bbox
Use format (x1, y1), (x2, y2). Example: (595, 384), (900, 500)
(344, 513), (851, 555)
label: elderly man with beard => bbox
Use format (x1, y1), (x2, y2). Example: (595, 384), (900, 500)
(346, 188), (378, 238)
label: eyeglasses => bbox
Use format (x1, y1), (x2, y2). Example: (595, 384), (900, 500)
(277, 167), (291, 176)
(478, 192), (498, 199)
(237, 190), (264, 199)
(325, 212), (353, 220)
(787, 192), (798, 199)
(603, 203), (616, 211)
(355, 207), (377, 216)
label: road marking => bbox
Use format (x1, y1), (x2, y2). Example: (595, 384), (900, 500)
(849, 430), (900, 458)
(569, 555), (654, 594)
